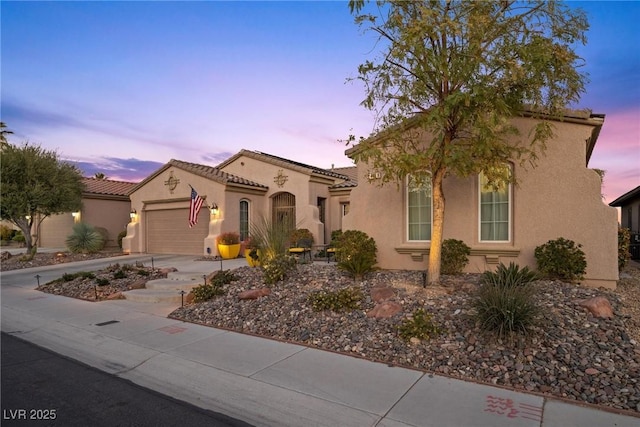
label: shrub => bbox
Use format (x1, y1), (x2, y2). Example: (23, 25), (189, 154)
(441, 239), (471, 275)
(66, 222), (105, 254)
(217, 232), (240, 245)
(534, 237), (586, 282)
(0, 225), (17, 242)
(480, 262), (538, 288)
(192, 283), (225, 302)
(96, 277), (110, 286)
(398, 309), (441, 342)
(136, 269), (150, 276)
(210, 270), (237, 287)
(308, 287), (363, 312)
(94, 227), (109, 249)
(250, 216), (292, 263)
(473, 282), (540, 340)
(335, 230), (377, 279)
(262, 254), (297, 285)
(290, 228), (314, 245)
(112, 270), (126, 279)
(117, 230), (127, 249)
(61, 271), (95, 282)
(12, 231), (25, 244)
(618, 227), (631, 270)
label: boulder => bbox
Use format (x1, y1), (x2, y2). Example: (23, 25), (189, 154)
(367, 301), (402, 319)
(0, 251), (11, 261)
(371, 286), (395, 303)
(130, 278), (147, 290)
(159, 267), (178, 277)
(106, 292), (123, 300)
(576, 296), (614, 319)
(238, 288), (271, 300)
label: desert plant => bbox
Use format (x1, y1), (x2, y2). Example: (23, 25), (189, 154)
(117, 230), (127, 248)
(112, 270), (126, 279)
(480, 262), (538, 288)
(136, 269), (150, 276)
(12, 230), (25, 244)
(250, 215), (293, 263)
(95, 277), (110, 286)
(335, 230), (377, 279)
(398, 309), (441, 342)
(192, 283), (224, 302)
(210, 270), (237, 287)
(262, 254), (297, 285)
(217, 232), (240, 245)
(534, 237), (586, 282)
(66, 222), (105, 254)
(61, 271), (95, 282)
(308, 287), (363, 312)
(473, 281), (540, 339)
(441, 239), (471, 275)
(290, 228), (314, 245)
(0, 225), (17, 242)
(618, 227), (631, 270)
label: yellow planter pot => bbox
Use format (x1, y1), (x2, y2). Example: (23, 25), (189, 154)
(244, 249), (261, 267)
(218, 243), (241, 259)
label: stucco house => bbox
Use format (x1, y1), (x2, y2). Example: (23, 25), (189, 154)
(342, 109), (619, 288)
(122, 151), (356, 256)
(37, 177), (136, 248)
(610, 185), (640, 259)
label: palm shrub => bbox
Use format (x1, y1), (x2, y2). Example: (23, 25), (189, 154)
(534, 237), (586, 282)
(480, 262), (538, 288)
(66, 222), (105, 254)
(441, 239), (471, 275)
(335, 230), (377, 279)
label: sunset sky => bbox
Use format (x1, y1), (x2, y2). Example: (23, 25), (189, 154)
(2, 1), (638, 204)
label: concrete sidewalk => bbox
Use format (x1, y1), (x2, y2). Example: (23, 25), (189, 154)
(1, 254), (638, 426)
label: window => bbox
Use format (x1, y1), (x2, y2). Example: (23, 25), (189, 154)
(407, 175), (432, 241)
(341, 202), (350, 216)
(239, 199), (249, 241)
(479, 169), (511, 242)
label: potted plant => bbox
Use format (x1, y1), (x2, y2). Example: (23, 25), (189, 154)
(217, 232), (241, 259)
(243, 236), (260, 267)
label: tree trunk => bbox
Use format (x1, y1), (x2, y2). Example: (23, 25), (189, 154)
(428, 167), (446, 285)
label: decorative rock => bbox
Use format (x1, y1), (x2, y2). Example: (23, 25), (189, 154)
(130, 279), (147, 290)
(159, 267), (178, 276)
(55, 252), (66, 258)
(238, 287), (271, 300)
(106, 292), (123, 300)
(366, 301), (402, 318)
(0, 251), (11, 261)
(184, 292), (194, 304)
(371, 286), (395, 303)
(577, 297), (614, 318)
(585, 368), (600, 375)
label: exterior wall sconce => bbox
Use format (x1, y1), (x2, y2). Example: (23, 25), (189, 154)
(210, 203), (219, 216)
(130, 209), (137, 220)
(72, 211), (81, 222)
(25, 215), (31, 221)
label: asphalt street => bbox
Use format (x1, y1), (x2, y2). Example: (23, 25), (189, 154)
(1, 332), (254, 427)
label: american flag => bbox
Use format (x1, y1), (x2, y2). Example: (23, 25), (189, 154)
(189, 187), (204, 228)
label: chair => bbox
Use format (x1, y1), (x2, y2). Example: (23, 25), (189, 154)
(289, 238), (313, 261)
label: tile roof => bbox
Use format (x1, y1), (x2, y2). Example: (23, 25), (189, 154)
(82, 177), (137, 197)
(331, 166), (358, 182)
(168, 159), (268, 189)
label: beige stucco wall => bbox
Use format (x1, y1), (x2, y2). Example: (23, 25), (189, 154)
(38, 198), (130, 248)
(343, 117), (619, 288)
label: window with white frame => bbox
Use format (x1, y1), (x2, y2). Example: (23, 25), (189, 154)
(239, 199), (249, 241)
(479, 168), (511, 242)
(407, 174), (432, 241)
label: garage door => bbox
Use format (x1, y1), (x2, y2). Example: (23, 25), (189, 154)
(146, 208), (209, 254)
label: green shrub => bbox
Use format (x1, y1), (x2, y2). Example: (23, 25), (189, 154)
(136, 269), (150, 276)
(96, 277), (110, 286)
(192, 284), (225, 302)
(262, 254), (297, 285)
(308, 287), (363, 312)
(480, 262), (538, 288)
(117, 230), (127, 248)
(441, 239), (471, 275)
(335, 230), (377, 279)
(290, 228), (314, 245)
(12, 231), (25, 243)
(210, 270), (238, 287)
(94, 227), (109, 249)
(0, 225), (17, 242)
(618, 227), (631, 270)
(113, 270), (126, 279)
(534, 237), (586, 282)
(218, 231), (240, 245)
(398, 309), (441, 342)
(61, 271), (95, 282)
(250, 216), (292, 263)
(473, 282), (540, 339)
(66, 222), (105, 254)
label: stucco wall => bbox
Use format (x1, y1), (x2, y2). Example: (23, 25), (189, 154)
(343, 117), (619, 288)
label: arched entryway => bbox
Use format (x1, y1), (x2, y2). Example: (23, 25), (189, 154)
(272, 192), (296, 230)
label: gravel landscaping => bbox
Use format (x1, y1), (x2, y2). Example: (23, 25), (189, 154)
(13, 249), (640, 416)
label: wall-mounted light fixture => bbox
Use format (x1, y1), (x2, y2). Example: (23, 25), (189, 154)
(72, 211), (81, 222)
(209, 203), (219, 216)
(130, 209), (137, 220)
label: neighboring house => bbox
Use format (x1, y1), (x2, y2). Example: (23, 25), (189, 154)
(609, 185), (640, 259)
(343, 109), (619, 288)
(122, 151), (356, 256)
(38, 177), (136, 248)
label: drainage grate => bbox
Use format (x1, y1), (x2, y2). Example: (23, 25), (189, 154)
(95, 320), (119, 326)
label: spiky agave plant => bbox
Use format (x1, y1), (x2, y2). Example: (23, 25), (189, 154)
(66, 222), (105, 253)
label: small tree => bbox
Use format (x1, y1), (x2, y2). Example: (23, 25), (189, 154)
(1, 142), (84, 254)
(347, 1), (589, 284)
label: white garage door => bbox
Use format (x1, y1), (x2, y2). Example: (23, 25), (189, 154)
(146, 208), (208, 255)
